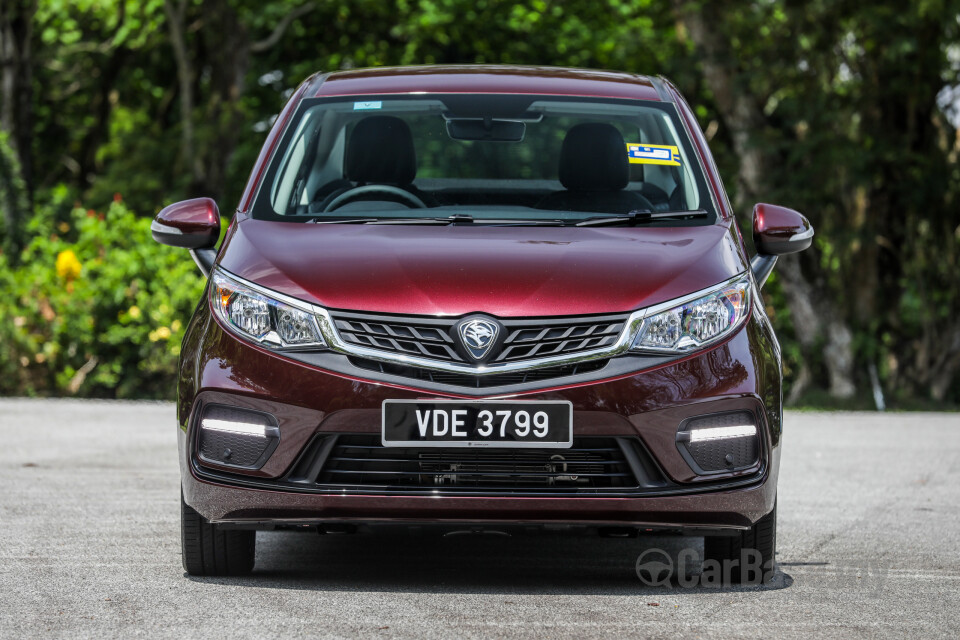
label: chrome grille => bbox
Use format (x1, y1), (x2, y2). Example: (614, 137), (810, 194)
(349, 356), (609, 388)
(329, 310), (630, 366)
(332, 315), (462, 362)
(496, 320), (625, 362)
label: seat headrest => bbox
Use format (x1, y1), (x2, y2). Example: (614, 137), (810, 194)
(345, 116), (417, 185)
(559, 123), (629, 191)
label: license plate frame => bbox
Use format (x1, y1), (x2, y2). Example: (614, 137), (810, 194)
(381, 399), (573, 448)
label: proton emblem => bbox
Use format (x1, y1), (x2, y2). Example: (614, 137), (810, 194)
(456, 317), (501, 361)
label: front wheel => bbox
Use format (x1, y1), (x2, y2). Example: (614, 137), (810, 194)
(181, 492), (255, 576)
(702, 502), (777, 585)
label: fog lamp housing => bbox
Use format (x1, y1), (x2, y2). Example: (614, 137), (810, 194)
(196, 405), (280, 470)
(676, 411), (760, 474)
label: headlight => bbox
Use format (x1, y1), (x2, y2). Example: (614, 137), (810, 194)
(631, 275), (750, 353)
(211, 270), (326, 348)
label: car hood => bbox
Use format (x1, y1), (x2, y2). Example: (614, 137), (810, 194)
(217, 218), (747, 317)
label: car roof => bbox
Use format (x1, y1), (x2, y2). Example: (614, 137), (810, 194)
(313, 65), (665, 102)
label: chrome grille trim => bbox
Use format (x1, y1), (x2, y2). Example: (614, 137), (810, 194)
(329, 310), (631, 367)
(349, 356), (609, 388)
(318, 311), (644, 376)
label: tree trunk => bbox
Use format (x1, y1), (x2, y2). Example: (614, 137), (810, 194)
(859, 15), (958, 401)
(163, 0), (203, 188)
(77, 46), (125, 191)
(674, 0), (856, 399)
(198, 0), (249, 201)
(195, 0), (316, 203)
(0, 0), (35, 248)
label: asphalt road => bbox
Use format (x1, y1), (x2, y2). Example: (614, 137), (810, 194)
(0, 399), (958, 638)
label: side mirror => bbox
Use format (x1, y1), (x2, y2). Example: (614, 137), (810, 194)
(151, 198), (221, 277)
(151, 197), (221, 249)
(753, 203), (813, 255)
(750, 203), (814, 287)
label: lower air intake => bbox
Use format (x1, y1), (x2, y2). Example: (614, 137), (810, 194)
(285, 434), (664, 491)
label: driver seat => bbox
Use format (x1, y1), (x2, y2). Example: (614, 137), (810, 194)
(536, 123), (653, 213)
(314, 116), (435, 210)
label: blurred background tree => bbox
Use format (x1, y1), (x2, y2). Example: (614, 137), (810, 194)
(0, 0), (958, 404)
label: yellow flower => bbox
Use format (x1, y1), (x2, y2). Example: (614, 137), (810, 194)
(55, 250), (82, 281)
(171, 319), (182, 332)
(128, 306), (141, 320)
(148, 328), (171, 342)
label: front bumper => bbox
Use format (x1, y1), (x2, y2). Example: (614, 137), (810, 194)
(178, 302), (781, 531)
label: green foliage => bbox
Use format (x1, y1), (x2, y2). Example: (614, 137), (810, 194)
(0, 197), (206, 398)
(668, 0), (960, 402)
(2, 0), (960, 403)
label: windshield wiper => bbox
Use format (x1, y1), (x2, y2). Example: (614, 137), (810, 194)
(574, 210), (709, 227)
(306, 214), (567, 226)
(306, 217), (379, 224)
(307, 216), (457, 225)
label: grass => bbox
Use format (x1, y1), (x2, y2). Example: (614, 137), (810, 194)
(788, 388), (960, 412)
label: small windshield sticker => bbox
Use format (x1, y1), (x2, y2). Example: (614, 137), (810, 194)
(353, 101), (383, 111)
(626, 143), (682, 167)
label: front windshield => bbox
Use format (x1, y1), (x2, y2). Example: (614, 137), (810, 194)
(254, 94), (713, 224)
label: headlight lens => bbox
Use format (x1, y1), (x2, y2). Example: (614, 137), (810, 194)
(632, 276), (750, 353)
(211, 271), (326, 348)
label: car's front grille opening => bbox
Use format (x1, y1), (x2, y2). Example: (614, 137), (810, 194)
(348, 356), (609, 388)
(284, 434), (669, 493)
(329, 310), (631, 367)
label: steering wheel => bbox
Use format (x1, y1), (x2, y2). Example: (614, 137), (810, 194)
(323, 184), (428, 212)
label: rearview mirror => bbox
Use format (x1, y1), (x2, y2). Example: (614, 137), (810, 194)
(446, 118), (525, 142)
(151, 197), (221, 249)
(750, 203), (814, 287)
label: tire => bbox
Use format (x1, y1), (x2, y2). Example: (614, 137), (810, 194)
(702, 502), (776, 585)
(181, 492), (255, 576)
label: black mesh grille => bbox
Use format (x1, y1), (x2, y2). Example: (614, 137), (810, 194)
(290, 435), (647, 491)
(329, 310), (630, 366)
(349, 356), (609, 388)
(199, 429), (271, 467)
(686, 437), (758, 471)
(677, 411), (760, 473)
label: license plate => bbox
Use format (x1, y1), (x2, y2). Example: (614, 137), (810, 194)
(382, 400), (573, 448)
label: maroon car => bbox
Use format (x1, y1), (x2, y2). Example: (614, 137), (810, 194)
(152, 65), (812, 583)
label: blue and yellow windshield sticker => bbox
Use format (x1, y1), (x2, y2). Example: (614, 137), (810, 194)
(626, 143), (682, 167)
